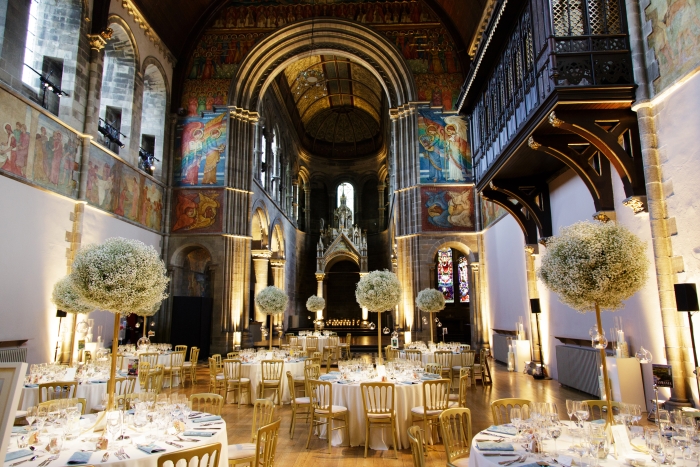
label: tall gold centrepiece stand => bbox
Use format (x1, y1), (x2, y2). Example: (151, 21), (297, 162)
(595, 302), (614, 427)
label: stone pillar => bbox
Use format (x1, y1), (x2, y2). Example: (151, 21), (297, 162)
(292, 179), (299, 223)
(271, 259), (286, 327)
(470, 262), (488, 350)
(128, 70), (144, 165)
(524, 245), (541, 362)
(252, 249), (272, 323)
(315, 273), (325, 321)
(378, 181), (386, 231)
(304, 183), (311, 232)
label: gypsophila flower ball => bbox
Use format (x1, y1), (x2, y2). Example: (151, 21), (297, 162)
(355, 270), (402, 312)
(70, 237), (169, 315)
(415, 288), (446, 313)
(52, 275), (94, 314)
(306, 295), (325, 312)
(537, 221), (648, 312)
(255, 286), (288, 315)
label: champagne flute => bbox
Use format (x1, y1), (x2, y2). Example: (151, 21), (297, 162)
(566, 399), (575, 426)
(25, 406), (37, 431)
(511, 407), (522, 441)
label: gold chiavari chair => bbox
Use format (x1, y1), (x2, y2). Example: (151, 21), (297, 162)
(305, 336), (319, 355)
(305, 379), (349, 454)
(434, 350), (454, 389)
(338, 333), (351, 360)
(163, 350), (186, 388)
(227, 351), (240, 360)
(227, 399), (275, 466)
(258, 360), (284, 405)
(38, 398), (87, 415)
(405, 349), (423, 363)
(360, 382), (398, 458)
(407, 425), (427, 467)
(208, 357), (225, 395)
(38, 381), (77, 403)
(182, 347), (200, 386)
(454, 350), (475, 386)
(139, 352), (159, 367)
(449, 367), (471, 408)
(174, 345), (188, 353)
(223, 359), (251, 408)
(491, 398), (532, 425)
(157, 443), (221, 467)
(425, 363), (442, 375)
(286, 371), (310, 439)
(252, 419), (281, 467)
(410, 379), (450, 445)
(145, 364), (165, 394)
(189, 393), (224, 416)
(439, 407), (473, 467)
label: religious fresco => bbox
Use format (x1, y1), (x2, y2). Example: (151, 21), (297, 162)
(174, 113), (227, 187)
(644, 0), (700, 93)
(180, 0), (464, 112)
(420, 185), (475, 232)
(86, 145), (164, 231)
(417, 108), (472, 184)
(0, 89), (79, 199)
(171, 188), (224, 234)
(481, 198), (508, 229)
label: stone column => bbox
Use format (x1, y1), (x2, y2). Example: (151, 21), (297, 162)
(315, 273), (325, 321)
(128, 70), (144, 164)
(378, 181), (386, 231)
(524, 245), (541, 362)
(292, 179), (299, 223)
(271, 259), (286, 327)
(304, 183), (311, 232)
(470, 263), (488, 350)
(252, 249), (272, 323)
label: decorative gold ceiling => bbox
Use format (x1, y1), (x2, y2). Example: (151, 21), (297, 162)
(283, 55), (383, 156)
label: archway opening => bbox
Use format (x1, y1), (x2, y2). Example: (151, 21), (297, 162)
(432, 246), (471, 343)
(325, 260), (360, 324)
(140, 63), (167, 177)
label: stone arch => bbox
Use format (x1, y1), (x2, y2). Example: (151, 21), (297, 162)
(140, 56), (169, 177)
(251, 201), (270, 248)
(229, 19), (417, 112)
(99, 17), (139, 158)
(270, 220), (285, 259)
(426, 240), (474, 262)
(169, 243), (214, 297)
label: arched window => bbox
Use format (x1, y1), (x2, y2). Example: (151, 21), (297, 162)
(337, 182), (354, 217)
(436, 248), (470, 304)
(139, 63), (167, 178)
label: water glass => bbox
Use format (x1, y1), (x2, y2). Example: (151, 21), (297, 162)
(47, 431), (64, 454)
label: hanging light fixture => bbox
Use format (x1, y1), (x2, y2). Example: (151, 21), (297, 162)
(294, 0), (326, 100)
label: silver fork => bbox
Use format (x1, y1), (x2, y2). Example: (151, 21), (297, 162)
(37, 455), (58, 467)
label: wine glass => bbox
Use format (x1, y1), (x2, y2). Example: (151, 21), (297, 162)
(632, 404), (642, 426)
(106, 410), (122, 444)
(566, 399), (575, 425)
(25, 406), (37, 431)
(647, 428), (665, 467)
(511, 407), (522, 440)
(548, 424), (562, 456)
(575, 401), (590, 428)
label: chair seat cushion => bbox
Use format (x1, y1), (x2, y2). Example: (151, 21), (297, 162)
(183, 362), (192, 367)
(262, 380), (280, 385)
(452, 366), (464, 371)
(294, 397), (310, 404)
(227, 378), (250, 383)
(448, 401), (459, 408)
(293, 376), (305, 382)
(411, 406), (444, 416)
(367, 412), (393, 419)
(215, 375), (225, 380)
(448, 393), (459, 401)
(315, 405), (348, 414)
(228, 443), (256, 460)
(451, 457), (470, 467)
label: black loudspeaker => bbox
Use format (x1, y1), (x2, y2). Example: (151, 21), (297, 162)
(56, 310), (67, 318)
(530, 298), (541, 314)
(675, 283), (699, 312)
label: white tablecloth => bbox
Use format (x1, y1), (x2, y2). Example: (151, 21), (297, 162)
(19, 378), (141, 412)
(315, 380), (423, 450)
(239, 360), (305, 404)
(296, 336), (330, 352)
(400, 351), (464, 368)
(4, 413), (228, 467)
(121, 353), (181, 388)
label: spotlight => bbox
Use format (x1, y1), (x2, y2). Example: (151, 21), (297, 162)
(139, 147), (159, 175)
(24, 64), (68, 110)
(98, 118), (127, 149)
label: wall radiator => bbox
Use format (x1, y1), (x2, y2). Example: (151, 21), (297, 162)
(0, 347), (28, 363)
(555, 345), (601, 396)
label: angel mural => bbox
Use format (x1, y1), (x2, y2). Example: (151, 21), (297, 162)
(421, 186), (475, 232)
(176, 113), (227, 187)
(172, 190), (222, 233)
(443, 116), (470, 183)
(418, 109), (472, 184)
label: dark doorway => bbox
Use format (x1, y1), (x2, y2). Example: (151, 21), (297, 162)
(325, 260), (361, 321)
(171, 297), (213, 359)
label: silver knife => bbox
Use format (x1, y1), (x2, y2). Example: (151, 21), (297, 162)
(10, 455), (41, 466)
(101, 452), (109, 463)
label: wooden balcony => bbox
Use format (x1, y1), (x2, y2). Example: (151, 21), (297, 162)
(459, 0), (646, 243)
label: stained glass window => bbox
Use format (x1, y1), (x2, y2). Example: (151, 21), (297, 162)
(458, 257), (470, 303)
(437, 248), (454, 303)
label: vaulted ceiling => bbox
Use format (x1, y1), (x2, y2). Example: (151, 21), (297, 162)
(130, 0), (487, 66)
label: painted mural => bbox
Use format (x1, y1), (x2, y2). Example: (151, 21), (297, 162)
(418, 108), (472, 184)
(420, 185), (475, 232)
(180, 0), (464, 112)
(86, 145), (164, 231)
(481, 199), (508, 229)
(171, 188), (224, 234)
(174, 113), (227, 187)
(0, 89), (79, 199)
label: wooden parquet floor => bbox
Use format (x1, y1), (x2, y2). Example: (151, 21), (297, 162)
(163, 361), (595, 466)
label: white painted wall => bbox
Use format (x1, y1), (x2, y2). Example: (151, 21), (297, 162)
(0, 175), (162, 365)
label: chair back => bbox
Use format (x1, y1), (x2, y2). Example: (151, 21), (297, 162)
(405, 350), (422, 362)
(329, 336), (339, 347)
(38, 381), (77, 402)
(138, 361), (151, 386)
(38, 397), (87, 415)
(360, 354), (373, 365)
(360, 382), (395, 417)
(174, 345), (187, 353)
(491, 398), (532, 425)
(422, 379), (450, 411)
(407, 425), (426, 467)
(226, 351), (240, 359)
(251, 399), (276, 443)
(139, 352), (159, 367)
(425, 363), (441, 375)
(189, 347), (200, 364)
(145, 365), (165, 393)
(116, 353), (125, 370)
(583, 399), (620, 421)
(439, 407), (473, 464)
(120, 392), (156, 410)
(170, 351), (186, 368)
(308, 379), (335, 413)
(434, 350), (453, 368)
(288, 336), (298, 347)
(115, 377), (136, 396)
(345, 333), (352, 345)
(260, 360), (284, 382)
(386, 348), (400, 361)
(223, 359), (243, 381)
(304, 364), (321, 394)
(460, 350), (476, 367)
(254, 419), (281, 467)
(211, 354), (222, 366)
(306, 336), (318, 350)
(457, 369), (471, 407)
(189, 393), (224, 416)
(156, 442), (221, 467)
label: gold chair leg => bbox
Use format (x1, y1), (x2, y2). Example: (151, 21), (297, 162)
(391, 418), (399, 459)
(305, 412), (315, 449)
(364, 419), (369, 458)
(327, 415), (332, 454)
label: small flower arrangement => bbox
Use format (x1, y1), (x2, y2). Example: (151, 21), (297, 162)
(415, 288), (446, 313)
(306, 295), (325, 312)
(255, 286), (288, 315)
(70, 237), (169, 316)
(355, 270), (402, 312)
(537, 221), (649, 312)
(52, 275), (93, 314)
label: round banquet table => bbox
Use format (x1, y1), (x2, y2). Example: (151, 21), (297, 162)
(4, 412), (228, 467)
(239, 360), (305, 404)
(296, 336), (329, 352)
(19, 377), (141, 412)
(315, 380), (423, 450)
(468, 424), (646, 467)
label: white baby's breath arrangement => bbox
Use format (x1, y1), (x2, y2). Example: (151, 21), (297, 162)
(415, 288), (446, 313)
(537, 221), (648, 312)
(71, 237), (169, 315)
(52, 275), (94, 314)
(355, 270), (402, 312)
(255, 286), (289, 315)
(306, 295), (325, 312)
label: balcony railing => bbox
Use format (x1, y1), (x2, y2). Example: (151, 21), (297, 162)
(465, 0), (633, 185)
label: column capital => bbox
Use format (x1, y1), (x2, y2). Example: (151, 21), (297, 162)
(524, 244), (538, 255)
(87, 28), (113, 51)
(271, 259), (286, 268)
(252, 249), (272, 259)
(315, 273), (326, 282)
(469, 263), (480, 272)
